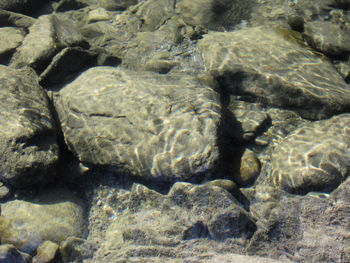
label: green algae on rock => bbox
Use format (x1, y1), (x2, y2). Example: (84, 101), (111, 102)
(198, 26), (350, 120)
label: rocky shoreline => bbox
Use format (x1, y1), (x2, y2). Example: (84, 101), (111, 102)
(0, 0), (349, 262)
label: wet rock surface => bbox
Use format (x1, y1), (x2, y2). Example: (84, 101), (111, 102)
(0, 188), (85, 254)
(198, 26), (350, 120)
(0, 65), (59, 188)
(268, 113), (350, 193)
(55, 67), (221, 182)
(0, 0), (349, 262)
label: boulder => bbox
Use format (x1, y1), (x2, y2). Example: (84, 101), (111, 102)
(0, 65), (59, 188)
(198, 26), (350, 120)
(55, 66), (221, 182)
(267, 113), (350, 193)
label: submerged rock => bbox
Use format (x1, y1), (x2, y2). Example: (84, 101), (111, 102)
(303, 20), (350, 58)
(268, 113), (350, 193)
(92, 182), (255, 261)
(0, 65), (59, 188)
(0, 244), (26, 263)
(11, 14), (88, 72)
(55, 66), (221, 182)
(0, 188), (85, 254)
(0, 27), (24, 64)
(198, 26), (350, 120)
(177, 0), (254, 30)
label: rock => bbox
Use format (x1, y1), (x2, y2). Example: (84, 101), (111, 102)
(238, 149), (260, 186)
(0, 188), (85, 254)
(98, 0), (138, 11)
(0, 244), (26, 263)
(203, 179), (238, 194)
(334, 61), (350, 82)
(132, 0), (175, 32)
(0, 65), (59, 188)
(122, 30), (179, 71)
(198, 26), (350, 120)
(0, 27), (24, 62)
(59, 237), (86, 263)
(11, 14), (89, 72)
(267, 113), (350, 194)
(303, 20), (350, 58)
(249, 0), (301, 29)
(86, 7), (111, 23)
(92, 182), (255, 261)
(55, 67), (221, 182)
(33, 241), (62, 263)
(177, 0), (254, 30)
(0, 9), (35, 29)
(228, 100), (270, 141)
(249, 177), (350, 263)
(39, 47), (97, 88)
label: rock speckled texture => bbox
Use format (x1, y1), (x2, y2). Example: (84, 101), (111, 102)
(55, 66), (221, 182)
(0, 65), (59, 187)
(268, 113), (350, 193)
(198, 26), (350, 120)
(1, 0), (350, 262)
(89, 182), (255, 262)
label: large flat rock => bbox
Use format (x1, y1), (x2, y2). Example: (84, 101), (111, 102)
(198, 26), (350, 120)
(0, 65), (59, 187)
(55, 66), (221, 181)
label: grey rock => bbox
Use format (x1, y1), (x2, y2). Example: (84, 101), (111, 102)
(249, 177), (350, 263)
(249, 0), (301, 29)
(55, 67), (221, 182)
(0, 9), (35, 29)
(0, 27), (24, 64)
(176, 0), (254, 30)
(0, 65), (59, 187)
(11, 14), (89, 72)
(91, 182), (255, 261)
(304, 20), (350, 57)
(0, 27), (24, 56)
(0, 244), (26, 263)
(0, 188), (85, 254)
(228, 100), (270, 141)
(98, 0), (138, 11)
(268, 113), (350, 194)
(198, 26), (350, 120)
